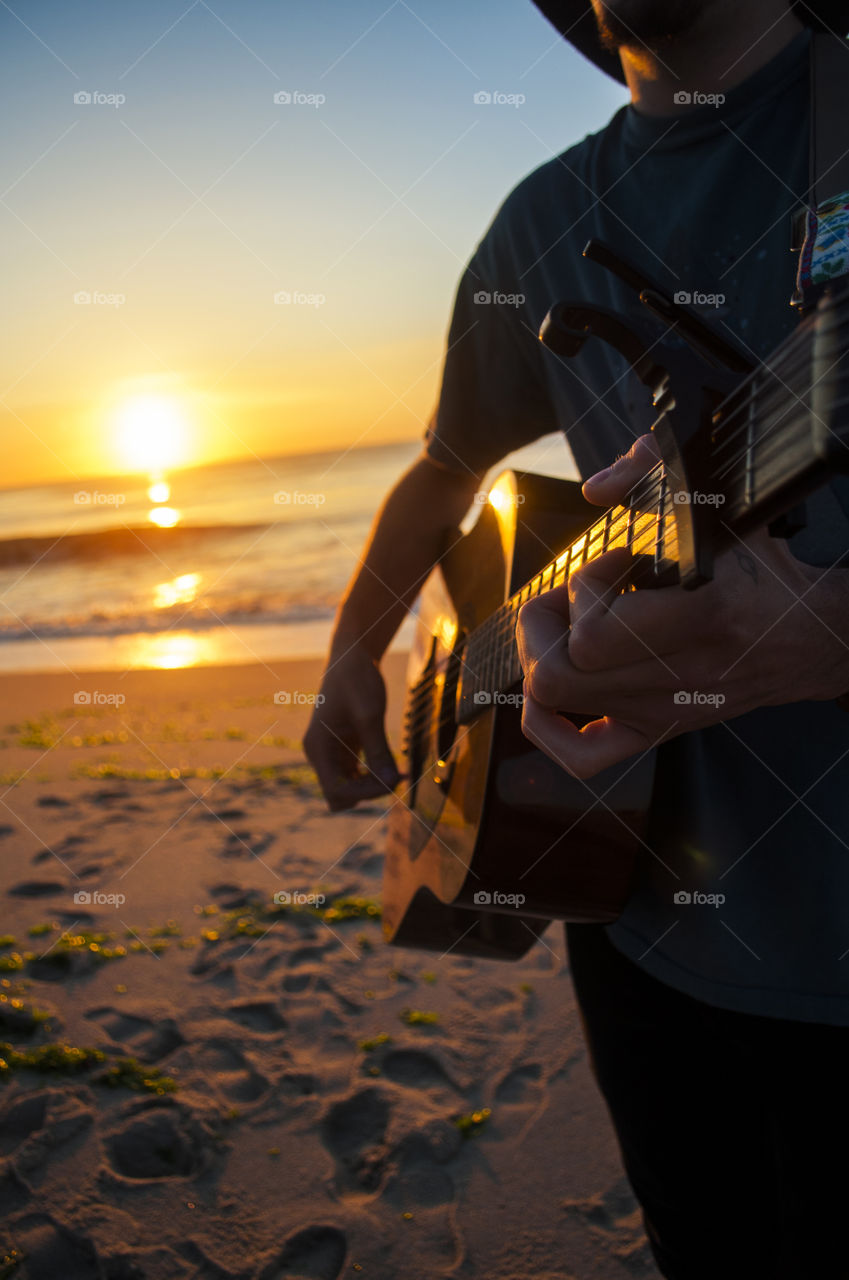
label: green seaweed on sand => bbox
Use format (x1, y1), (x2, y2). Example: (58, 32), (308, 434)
(0, 994), (51, 1033)
(399, 1009), (439, 1026)
(0, 1247), (23, 1277)
(358, 1033), (392, 1052)
(97, 1056), (177, 1094)
(453, 1107), (491, 1138)
(0, 1041), (177, 1094)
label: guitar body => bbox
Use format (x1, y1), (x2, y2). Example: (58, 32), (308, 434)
(383, 471), (657, 959)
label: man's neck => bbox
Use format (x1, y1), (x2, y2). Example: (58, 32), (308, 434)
(620, 6), (805, 117)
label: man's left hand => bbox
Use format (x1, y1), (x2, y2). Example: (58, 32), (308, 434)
(516, 434), (849, 779)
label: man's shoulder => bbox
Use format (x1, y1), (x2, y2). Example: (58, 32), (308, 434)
(475, 109), (626, 276)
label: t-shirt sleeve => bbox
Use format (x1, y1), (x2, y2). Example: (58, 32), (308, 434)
(423, 245), (560, 479)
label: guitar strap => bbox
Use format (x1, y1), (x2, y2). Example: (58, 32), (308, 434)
(792, 32), (849, 307)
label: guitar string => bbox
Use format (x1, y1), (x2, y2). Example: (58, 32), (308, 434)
(404, 300), (849, 729)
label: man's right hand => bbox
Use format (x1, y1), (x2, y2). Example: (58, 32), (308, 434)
(303, 643), (402, 811)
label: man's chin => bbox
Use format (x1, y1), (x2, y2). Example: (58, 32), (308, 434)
(593, 0), (711, 53)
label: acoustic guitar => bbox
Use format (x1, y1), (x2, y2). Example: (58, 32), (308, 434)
(382, 241), (849, 959)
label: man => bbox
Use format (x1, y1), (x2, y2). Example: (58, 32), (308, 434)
(305, 2), (849, 1275)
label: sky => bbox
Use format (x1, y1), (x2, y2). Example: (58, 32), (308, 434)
(1, 0), (628, 486)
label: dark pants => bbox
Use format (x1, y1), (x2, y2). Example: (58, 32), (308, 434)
(566, 923), (849, 1280)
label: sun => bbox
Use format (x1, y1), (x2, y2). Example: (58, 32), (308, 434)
(115, 396), (190, 473)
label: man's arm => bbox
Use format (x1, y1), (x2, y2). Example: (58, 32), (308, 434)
(304, 453), (478, 810)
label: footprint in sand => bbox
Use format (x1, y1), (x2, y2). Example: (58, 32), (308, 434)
(86, 1007), (184, 1061)
(10, 1213), (101, 1280)
(222, 998), (287, 1033)
(380, 1048), (458, 1092)
(220, 829), (276, 858)
(0, 1093), (49, 1156)
(561, 1176), (653, 1274)
(194, 1038), (268, 1102)
(105, 1103), (208, 1180)
(36, 795), (72, 809)
(8, 879), (66, 897)
(1, 1090), (94, 1174)
(0, 823), (15, 838)
(320, 1087), (391, 1194)
(200, 807), (247, 822)
(259, 1224), (347, 1280)
(495, 1062), (543, 1105)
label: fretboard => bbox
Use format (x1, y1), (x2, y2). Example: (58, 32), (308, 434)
(456, 283), (849, 719)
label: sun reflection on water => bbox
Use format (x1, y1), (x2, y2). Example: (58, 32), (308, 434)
(154, 572), (201, 610)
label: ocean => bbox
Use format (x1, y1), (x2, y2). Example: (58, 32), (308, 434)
(0, 436), (576, 673)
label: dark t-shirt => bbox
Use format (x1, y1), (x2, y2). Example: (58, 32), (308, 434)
(425, 30), (849, 1024)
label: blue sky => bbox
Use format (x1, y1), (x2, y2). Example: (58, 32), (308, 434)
(0, 0), (628, 481)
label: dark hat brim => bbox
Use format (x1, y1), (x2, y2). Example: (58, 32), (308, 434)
(533, 2), (626, 82)
(533, 1), (849, 83)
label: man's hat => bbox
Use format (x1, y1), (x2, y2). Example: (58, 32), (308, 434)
(533, 1), (849, 82)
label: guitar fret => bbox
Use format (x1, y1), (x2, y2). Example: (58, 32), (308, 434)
(745, 376), (757, 507)
(654, 472), (667, 573)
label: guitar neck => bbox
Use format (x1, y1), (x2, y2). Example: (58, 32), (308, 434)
(458, 284), (849, 713)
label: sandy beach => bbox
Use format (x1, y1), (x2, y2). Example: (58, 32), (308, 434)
(0, 654), (657, 1280)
